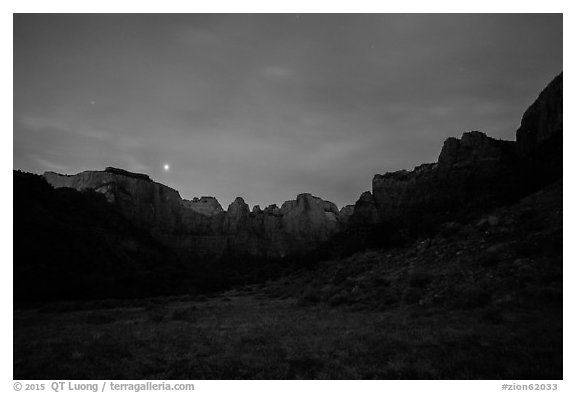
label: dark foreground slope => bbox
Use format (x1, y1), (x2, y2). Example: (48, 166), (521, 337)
(14, 171), (193, 301)
(14, 178), (561, 379)
(273, 180), (562, 311)
(14, 171), (327, 302)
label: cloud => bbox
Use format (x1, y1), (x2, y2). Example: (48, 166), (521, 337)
(30, 156), (70, 173)
(260, 66), (295, 79)
(17, 115), (112, 141)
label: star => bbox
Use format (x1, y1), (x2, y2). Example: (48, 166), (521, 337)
(163, 164), (170, 171)
(90, 100), (96, 105)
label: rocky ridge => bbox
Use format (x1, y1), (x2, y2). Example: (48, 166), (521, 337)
(43, 170), (347, 260)
(181, 196), (223, 216)
(41, 73), (562, 263)
(516, 73), (563, 191)
(355, 131), (518, 231)
(346, 73), (562, 233)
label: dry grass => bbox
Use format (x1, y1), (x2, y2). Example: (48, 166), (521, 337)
(14, 291), (561, 379)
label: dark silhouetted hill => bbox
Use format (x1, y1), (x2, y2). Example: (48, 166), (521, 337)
(13, 171), (194, 303)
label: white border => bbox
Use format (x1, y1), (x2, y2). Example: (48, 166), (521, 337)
(3, 2), (571, 391)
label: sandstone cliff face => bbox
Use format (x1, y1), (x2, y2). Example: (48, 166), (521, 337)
(281, 194), (341, 250)
(516, 73), (563, 189)
(43, 168), (187, 235)
(338, 205), (355, 226)
(349, 191), (379, 226)
(212, 193), (344, 258)
(14, 170), (190, 301)
(181, 196), (223, 216)
(516, 73), (562, 159)
(437, 131), (516, 172)
(43, 169), (345, 259)
(352, 74), (563, 230)
(362, 131), (517, 229)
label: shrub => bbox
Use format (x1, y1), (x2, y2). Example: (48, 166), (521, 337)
(408, 271), (434, 288)
(169, 306), (198, 322)
(82, 313), (116, 325)
(297, 287), (321, 306)
(452, 286), (492, 309)
(403, 287), (425, 304)
(328, 293), (348, 307)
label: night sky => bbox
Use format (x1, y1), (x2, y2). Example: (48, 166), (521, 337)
(13, 14), (562, 209)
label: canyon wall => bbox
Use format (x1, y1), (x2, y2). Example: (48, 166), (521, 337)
(347, 73), (562, 232)
(43, 168), (347, 260)
(42, 73), (562, 261)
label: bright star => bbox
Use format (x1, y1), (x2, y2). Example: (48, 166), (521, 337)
(163, 164), (170, 171)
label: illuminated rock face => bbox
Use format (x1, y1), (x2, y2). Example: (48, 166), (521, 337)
(43, 169), (346, 260)
(43, 169), (188, 235)
(181, 196), (224, 216)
